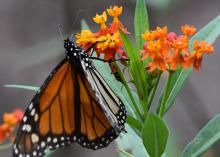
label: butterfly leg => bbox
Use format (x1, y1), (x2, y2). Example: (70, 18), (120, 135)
(86, 40), (107, 54)
(89, 57), (129, 63)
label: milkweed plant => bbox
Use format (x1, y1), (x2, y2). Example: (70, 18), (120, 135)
(1, 0), (220, 157)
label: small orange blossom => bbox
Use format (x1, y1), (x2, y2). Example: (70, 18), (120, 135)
(140, 25), (214, 72)
(76, 5), (128, 60)
(0, 109), (24, 143)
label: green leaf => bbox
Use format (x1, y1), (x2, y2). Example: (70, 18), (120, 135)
(127, 115), (142, 133)
(158, 15), (220, 114)
(142, 113), (169, 157)
(134, 0), (149, 50)
(116, 125), (149, 157)
(81, 19), (90, 30)
(181, 114), (220, 157)
(119, 29), (149, 112)
(4, 85), (39, 91)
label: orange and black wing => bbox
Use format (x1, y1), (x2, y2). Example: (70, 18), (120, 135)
(13, 58), (125, 157)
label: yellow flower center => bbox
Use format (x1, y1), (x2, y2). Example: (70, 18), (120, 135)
(75, 30), (95, 45)
(97, 33), (120, 51)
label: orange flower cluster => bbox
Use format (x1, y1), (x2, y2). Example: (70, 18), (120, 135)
(0, 109), (23, 143)
(75, 5), (129, 60)
(140, 25), (214, 72)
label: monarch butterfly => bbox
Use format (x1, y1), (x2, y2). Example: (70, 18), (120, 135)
(13, 38), (127, 157)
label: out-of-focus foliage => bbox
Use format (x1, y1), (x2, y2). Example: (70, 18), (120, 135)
(181, 114), (220, 157)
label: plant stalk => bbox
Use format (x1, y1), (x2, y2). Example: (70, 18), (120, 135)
(144, 72), (162, 119)
(159, 72), (173, 118)
(115, 62), (143, 118)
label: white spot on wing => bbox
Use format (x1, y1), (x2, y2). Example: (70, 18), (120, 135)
(61, 137), (64, 141)
(26, 124), (32, 132)
(30, 109), (36, 116)
(53, 138), (58, 143)
(33, 151), (37, 156)
(41, 141), (46, 148)
(34, 114), (39, 121)
(29, 103), (33, 110)
(14, 148), (18, 154)
(47, 137), (51, 142)
(31, 134), (39, 143)
(23, 116), (27, 122)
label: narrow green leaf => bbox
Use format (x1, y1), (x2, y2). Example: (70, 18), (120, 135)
(4, 85), (39, 91)
(116, 125), (149, 157)
(81, 19), (90, 30)
(119, 29), (149, 112)
(181, 114), (220, 157)
(158, 15), (220, 113)
(189, 15), (220, 49)
(134, 0), (149, 50)
(165, 130), (181, 157)
(0, 143), (12, 150)
(142, 113), (169, 157)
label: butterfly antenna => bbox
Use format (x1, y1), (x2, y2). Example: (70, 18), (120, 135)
(58, 24), (64, 41)
(71, 10), (84, 29)
(68, 10), (84, 40)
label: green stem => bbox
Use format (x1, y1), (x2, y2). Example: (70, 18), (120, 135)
(143, 72), (162, 119)
(118, 148), (135, 157)
(148, 72), (162, 110)
(0, 143), (12, 150)
(115, 62), (142, 118)
(159, 72), (173, 118)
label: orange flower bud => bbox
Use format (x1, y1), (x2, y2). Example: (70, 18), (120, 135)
(194, 40), (214, 54)
(93, 11), (108, 29)
(142, 31), (157, 41)
(13, 109), (24, 123)
(93, 11), (107, 24)
(155, 26), (168, 39)
(3, 113), (17, 126)
(107, 6), (123, 19)
(181, 24), (197, 36)
(167, 32), (177, 41)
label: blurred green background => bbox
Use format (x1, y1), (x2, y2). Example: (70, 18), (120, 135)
(0, 0), (220, 156)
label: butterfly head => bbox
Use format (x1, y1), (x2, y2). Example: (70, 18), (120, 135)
(64, 38), (76, 51)
(64, 38), (83, 57)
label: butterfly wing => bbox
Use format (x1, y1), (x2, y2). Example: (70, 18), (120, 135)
(13, 59), (73, 157)
(85, 66), (126, 131)
(13, 57), (125, 157)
